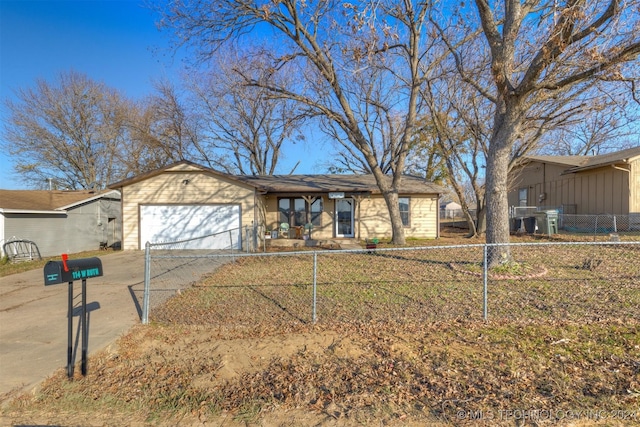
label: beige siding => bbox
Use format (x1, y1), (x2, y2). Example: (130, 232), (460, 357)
(631, 158), (640, 213)
(358, 195), (439, 239)
(121, 167), (255, 250)
(575, 167), (628, 214)
(262, 193), (439, 240)
(509, 161), (631, 215)
(358, 196), (391, 238)
(509, 162), (568, 206)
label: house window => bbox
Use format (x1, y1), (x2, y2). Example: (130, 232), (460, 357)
(278, 199), (291, 225)
(279, 197), (323, 226)
(294, 198), (306, 226)
(399, 197), (410, 227)
(518, 188), (528, 206)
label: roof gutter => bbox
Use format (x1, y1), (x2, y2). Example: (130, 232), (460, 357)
(0, 208), (67, 215)
(562, 160), (631, 175)
(611, 164), (631, 173)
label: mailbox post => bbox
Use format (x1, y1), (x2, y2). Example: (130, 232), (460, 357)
(44, 255), (103, 378)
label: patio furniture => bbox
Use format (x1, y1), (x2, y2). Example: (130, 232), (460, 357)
(279, 222), (290, 238)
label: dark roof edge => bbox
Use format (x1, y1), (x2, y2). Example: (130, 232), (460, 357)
(107, 160), (253, 189)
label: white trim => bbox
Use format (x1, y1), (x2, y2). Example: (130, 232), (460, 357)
(0, 211), (4, 256)
(0, 208), (67, 215)
(57, 189), (121, 210)
(335, 198), (355, 238)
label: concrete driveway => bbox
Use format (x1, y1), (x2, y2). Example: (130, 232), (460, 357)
(0, 251), (146, 400)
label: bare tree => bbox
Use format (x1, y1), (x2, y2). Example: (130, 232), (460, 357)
(537, 88), (640, 155)
(120, 79), (211, 177)
(2, 70), (130, 189)
(320, 64), (417, 176)
(438, 0), (640, 265)
(421, 42), (584, 238)
(156, 0), (444, 244)
(186, 48), (307, 175)
(404, 120), (449, 185)
(424, 102), (489, 238)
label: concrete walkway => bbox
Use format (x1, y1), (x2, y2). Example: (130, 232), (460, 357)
(0, 251), (146, 401)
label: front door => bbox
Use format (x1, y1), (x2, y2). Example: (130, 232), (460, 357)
(335, 198), (354, 238)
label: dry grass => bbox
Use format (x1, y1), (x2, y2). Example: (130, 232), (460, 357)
(3, 319), (638, 426)
(0, 249), (111, 277)
(2, 230), (639, 426)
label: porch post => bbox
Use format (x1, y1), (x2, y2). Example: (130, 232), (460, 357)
(302, 195), (317, 238)
(353, 195), (364, 242)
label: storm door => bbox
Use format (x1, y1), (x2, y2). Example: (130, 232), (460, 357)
(335, 198), (354, 238)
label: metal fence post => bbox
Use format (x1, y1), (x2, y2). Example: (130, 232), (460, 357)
(142, 241), (151, 325)
(483, 244), (488, 321)
(229, 230), (235, 260)
(313, 251), (317, 323)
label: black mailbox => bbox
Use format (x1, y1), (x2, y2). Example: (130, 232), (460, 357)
(44, 257), (103, 286)
(43, 255), (104, 378)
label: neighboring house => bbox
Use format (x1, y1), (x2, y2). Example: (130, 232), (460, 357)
(440, 201), (462, 219)
(508, 146), (640, 218)
(0, 189), (122, 258)
(108, 161), (446, 250)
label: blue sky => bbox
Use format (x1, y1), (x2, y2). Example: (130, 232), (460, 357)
(0, 0), (321, 189)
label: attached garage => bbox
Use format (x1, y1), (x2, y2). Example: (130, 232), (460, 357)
(139, 204), (241, 249)
(109, 162), (257, 250)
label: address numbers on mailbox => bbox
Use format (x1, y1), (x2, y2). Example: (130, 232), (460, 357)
(44, 257), (103, 286)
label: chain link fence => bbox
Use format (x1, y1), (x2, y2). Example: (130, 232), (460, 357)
(141, 226), (260, 323)
(510, 207), (640, 236)
(560, 213), (640, 234)
(143, 237), (640, 327)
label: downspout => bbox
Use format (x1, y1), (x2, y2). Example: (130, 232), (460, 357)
(358, 198), (361, 242)
(436, 193), (441, 239)
(542, 163), (546, 206)
(0, 210), (5, 257)
(611, 164), (630, 173)
(117, 187), (125, 249)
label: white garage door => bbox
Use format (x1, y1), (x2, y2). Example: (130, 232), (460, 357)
(140, 204), (241, 249)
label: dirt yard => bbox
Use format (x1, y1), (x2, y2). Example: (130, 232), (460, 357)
(3, 319), (638, 426)
(2, 229), (639, 426)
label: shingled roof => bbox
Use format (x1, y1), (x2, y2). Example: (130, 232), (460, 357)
(108, 161), (445, 195)
(565, 146), (640, 173)
(235, 174), (445, 195)
(0, 189), (120, 212)
(524, 146), (640, 173)
(523, 155), (586, 167)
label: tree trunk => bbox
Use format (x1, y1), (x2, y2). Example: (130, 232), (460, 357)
(475, 204), (486, 236)
(463, 210), (478, 238)
(485, 120), (516, 267)
(380, 189), (406, 245)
